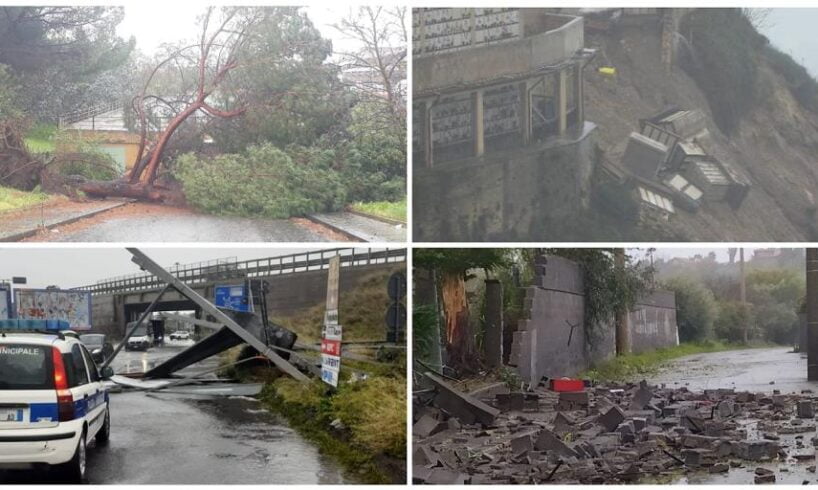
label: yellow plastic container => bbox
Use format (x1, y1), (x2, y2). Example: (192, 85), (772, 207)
(598, 67), (617, 76)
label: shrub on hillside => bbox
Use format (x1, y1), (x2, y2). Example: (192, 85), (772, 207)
(680, 9), (766, 134)
(172, 143), (346, 219)
(763, 45), (818, 113)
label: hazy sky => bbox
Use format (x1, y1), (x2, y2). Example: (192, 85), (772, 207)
(628, 247), (800, 264)
(117, 5), (367, 58)
(757, 9), (818, 78)
(0, 247), (322, 290)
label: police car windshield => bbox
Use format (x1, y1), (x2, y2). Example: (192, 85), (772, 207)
(132, 326), (147, 336)
(0, 344), (52, 390)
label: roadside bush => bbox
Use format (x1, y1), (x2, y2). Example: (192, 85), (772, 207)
(173, 143), (347, 219)
(714, 300), (752, 343)
(53, 152), (119, 181)
(663, 276), (718, 342)
(341, 100), (406, 203)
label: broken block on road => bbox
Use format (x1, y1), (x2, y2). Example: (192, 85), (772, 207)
(598, 405), (626, 432)
(798, 400), (815, 419)
(426, 372), (500, 427)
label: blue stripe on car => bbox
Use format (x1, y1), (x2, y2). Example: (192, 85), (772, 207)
(29, 402), (59, 422)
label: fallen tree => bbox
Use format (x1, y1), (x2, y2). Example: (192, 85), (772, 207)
(77, 7), (261, 202)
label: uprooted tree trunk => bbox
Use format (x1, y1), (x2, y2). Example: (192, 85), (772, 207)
(0, 121), (43, 191)
(77, 8), (250, 202)
(440, 271), (478, 375)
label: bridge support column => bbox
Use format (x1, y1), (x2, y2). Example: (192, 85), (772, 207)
(807, 249), (818, 380)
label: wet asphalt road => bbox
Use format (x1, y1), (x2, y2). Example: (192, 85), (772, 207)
(646, 347), (818, 485)
(48, 213), (328, 242)
(1, 343), (349, 484)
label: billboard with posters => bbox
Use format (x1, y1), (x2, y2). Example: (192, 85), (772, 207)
(0, 285), (10, 320)
(321, 256), (342, 387)
(14, 289), (92, 330)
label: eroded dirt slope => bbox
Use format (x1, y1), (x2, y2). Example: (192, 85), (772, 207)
(584, 21), (818, 240)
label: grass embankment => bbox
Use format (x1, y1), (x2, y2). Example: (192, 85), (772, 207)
(350, 198), (406, 222)
(272, 267), (404, 342)
(0, 185), (49, 213)
(23, 123), (56, 154)
(260, 374), (406, 483)
(584, 341), (771, 383)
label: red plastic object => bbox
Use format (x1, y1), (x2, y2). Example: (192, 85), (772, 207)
(550, 378), (585, 392)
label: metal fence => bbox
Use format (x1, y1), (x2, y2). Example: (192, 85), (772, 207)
(75, 248), (407, 296)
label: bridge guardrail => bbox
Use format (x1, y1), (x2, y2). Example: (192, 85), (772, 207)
(75, 248), (406, 296)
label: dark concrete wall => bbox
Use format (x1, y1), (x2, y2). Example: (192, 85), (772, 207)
(510, 255), (677, 382)
(413, 124), (597, 241)
(92, 263), (404, 339)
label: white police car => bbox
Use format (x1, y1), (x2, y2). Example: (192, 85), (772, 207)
(0, 322), (112, 482)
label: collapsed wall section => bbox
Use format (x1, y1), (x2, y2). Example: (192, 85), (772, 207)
(509, 254), (678, 383)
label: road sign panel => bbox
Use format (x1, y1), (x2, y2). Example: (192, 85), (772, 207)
(322, 255), (342, 387)
(321, 338), (342, 357)
(387, 272), (406, 300)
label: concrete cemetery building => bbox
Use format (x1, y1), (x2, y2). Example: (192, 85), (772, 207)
(412, 8), (597, 241)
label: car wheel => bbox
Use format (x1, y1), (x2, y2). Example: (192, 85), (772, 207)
(96, 408), (110, 444)
(58, 431), (86, 483)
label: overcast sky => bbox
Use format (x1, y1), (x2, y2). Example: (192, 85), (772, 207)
(757, 9), (818, 78)
(117, 5), (368, 59)
(0, 247), (322, 290)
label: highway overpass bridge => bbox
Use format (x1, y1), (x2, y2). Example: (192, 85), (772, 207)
(76, 248), (406, 338)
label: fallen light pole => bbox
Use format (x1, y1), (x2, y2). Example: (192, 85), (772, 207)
(126, 248), (310, 383)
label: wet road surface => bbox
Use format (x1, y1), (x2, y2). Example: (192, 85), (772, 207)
(646, 347), (818, 484)
(1, 343), (349, 484)
(47, 211), (329, 242)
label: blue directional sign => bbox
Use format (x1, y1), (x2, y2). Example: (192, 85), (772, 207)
(214, 284), (253, 313)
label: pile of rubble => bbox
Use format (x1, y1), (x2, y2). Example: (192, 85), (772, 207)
(413, 373), (818, 484)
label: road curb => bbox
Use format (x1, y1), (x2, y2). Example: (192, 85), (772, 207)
(346, 209), (406, 227)
(0, 199), (132, 242)
(304, 214), (368, 242)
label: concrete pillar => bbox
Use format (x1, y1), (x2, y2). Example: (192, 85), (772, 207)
(519, 81), (530, 145)
(484, 279), (503, 368)
(615, 249), (631, 356)
(473, 90), (485, 157)
(574, 64), (584, 129)
(418, 101), (433, 168)
(558, 68), (568, 136)
(807, 249), (818, 380)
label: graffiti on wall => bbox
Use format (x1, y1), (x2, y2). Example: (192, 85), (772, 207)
(14, 289), (92, 330)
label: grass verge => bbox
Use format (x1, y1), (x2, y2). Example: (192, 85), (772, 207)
(350, 199), (406, 222)
(260, 373), (406, 483)
(0, 186), (50, 213)
(583, 341), (770, 383)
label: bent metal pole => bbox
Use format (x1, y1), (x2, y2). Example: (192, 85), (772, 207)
(126, 247), (310, 383)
